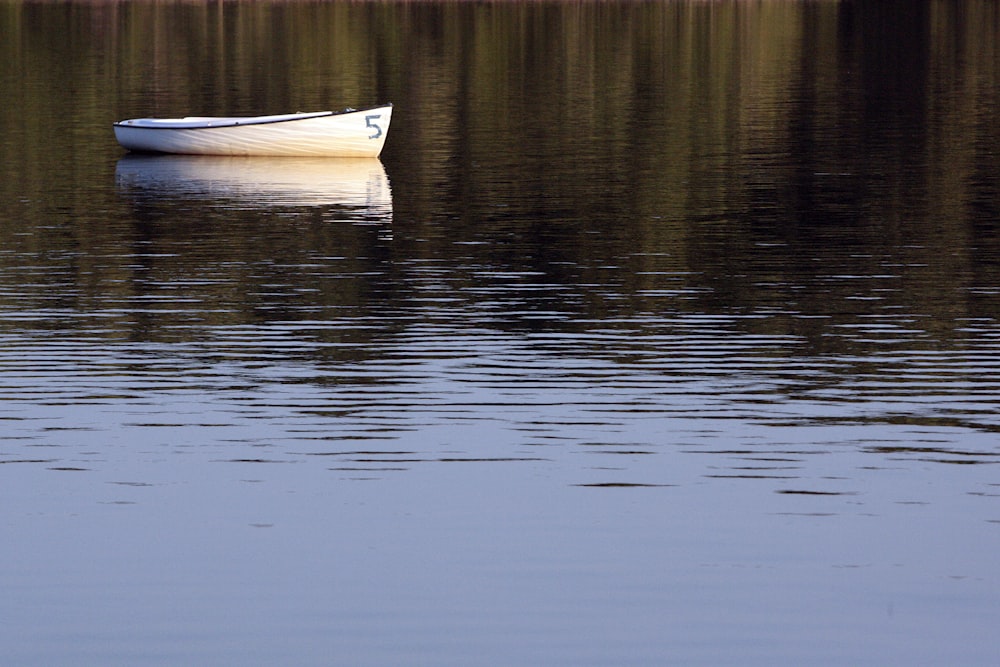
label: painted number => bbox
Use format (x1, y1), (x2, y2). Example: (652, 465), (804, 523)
(366, 114), (383, 140)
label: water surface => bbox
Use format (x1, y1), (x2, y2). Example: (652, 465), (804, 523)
(2, 1), (1000, 664)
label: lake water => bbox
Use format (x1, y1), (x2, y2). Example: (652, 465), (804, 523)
(2, 1), (1000, 664)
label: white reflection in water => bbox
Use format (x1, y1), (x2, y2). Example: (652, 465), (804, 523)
(115, 155), (393, 218)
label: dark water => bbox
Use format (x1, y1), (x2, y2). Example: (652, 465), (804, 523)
(3, 1), (1000, 664)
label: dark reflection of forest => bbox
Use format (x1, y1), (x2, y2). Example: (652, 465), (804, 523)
(1, 1), (999, 341)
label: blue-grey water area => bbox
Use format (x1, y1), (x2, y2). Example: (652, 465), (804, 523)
(2, 1), (1000, 664)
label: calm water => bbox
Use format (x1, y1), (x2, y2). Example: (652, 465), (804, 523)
(3, 1), (1000, 664)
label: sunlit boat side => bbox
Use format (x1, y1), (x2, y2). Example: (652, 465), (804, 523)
(113, 104), (392, 157)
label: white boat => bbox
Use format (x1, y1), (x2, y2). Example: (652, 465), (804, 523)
(113, 104), (392, 157)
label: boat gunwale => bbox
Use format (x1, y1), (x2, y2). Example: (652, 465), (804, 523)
(113, 103), (392, 131)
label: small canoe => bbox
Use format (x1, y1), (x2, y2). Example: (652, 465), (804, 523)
(113, 104), (392, 157)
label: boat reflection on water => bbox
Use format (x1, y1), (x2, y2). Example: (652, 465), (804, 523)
(115, 155), (392, 223)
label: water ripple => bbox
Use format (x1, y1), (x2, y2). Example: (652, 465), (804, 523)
(3, 311), (1000, 493)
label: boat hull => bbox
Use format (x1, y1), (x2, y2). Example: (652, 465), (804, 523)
(113, 105), (392, 157)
